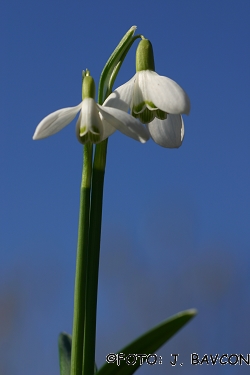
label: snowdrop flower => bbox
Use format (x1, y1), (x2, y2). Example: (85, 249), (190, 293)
(105, 39), (190, 148)
(33, 71), (149, 144)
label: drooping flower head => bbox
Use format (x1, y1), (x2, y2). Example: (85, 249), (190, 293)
(33, 70), (149, 144)
(105, 38), (191, 148)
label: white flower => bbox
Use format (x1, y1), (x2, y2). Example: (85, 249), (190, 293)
(32, 97), (150, 144)
(105, 70), (190, 148)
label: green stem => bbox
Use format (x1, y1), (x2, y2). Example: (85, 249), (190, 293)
(80, 26), (140, 375)
(82, 139), (108, 375)
(71, 142), (93, 375)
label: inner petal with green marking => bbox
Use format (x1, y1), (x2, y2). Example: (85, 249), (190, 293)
(133, 107), (155, 123)
(79, 125), (87, 137)
(155, 109), (168, 120)
(132, 101), (167, 124)
(89, 125), (101, 143)
(133, 100), (156, 114)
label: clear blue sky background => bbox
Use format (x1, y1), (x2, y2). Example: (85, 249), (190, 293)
(1, 0), (250, 374)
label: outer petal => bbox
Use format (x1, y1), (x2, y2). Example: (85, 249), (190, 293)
(147, 114), (184, 148)
(33, 103), (82, 140)
(97, 105), (149, 143)
(139, 70), (191, 115)
(99, 116), (117, 141)
(131, 72), (146, 113)
(103, 74), (136, 112)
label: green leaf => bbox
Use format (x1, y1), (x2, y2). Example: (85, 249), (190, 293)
(58, 333), (72, 375)
(98, 26), (137, 104)
(96, 309), (197, 375)
(58, 332), (98, 375)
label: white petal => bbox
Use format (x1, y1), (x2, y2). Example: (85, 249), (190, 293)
(97, 104), (150, 143)
(100, 116), (117, 140)
(139, 70), (191, 115)
(78, 98), (104, 143)
(81, 99), (103, 134)
(132, 72), (145, 113)
(147, 114), (184, 148)
(104, 74), (136, 112)
(33, 103), (82, 140)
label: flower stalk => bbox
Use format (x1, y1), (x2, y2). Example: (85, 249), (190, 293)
(82, 139), (108, 375)
(73, 27), (140, 375)
(70, 141), (92, 375)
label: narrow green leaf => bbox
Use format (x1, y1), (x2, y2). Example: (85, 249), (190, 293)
(98, 26), (137, 104)
(96, 309), (197, 375)
(58, 333), (72, 375)
(58, 332), (98, 375)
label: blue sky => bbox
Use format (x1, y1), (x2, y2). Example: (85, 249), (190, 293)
(1, 1), (250, 374)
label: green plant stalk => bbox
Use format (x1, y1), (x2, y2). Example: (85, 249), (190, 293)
(81, 26), (142, 375)
(82, 139), (108, 375)
(70, 142), (93, 375)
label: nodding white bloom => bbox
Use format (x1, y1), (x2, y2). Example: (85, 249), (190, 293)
(33, 73), (149, 144)
(105, 39), (190, 148)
